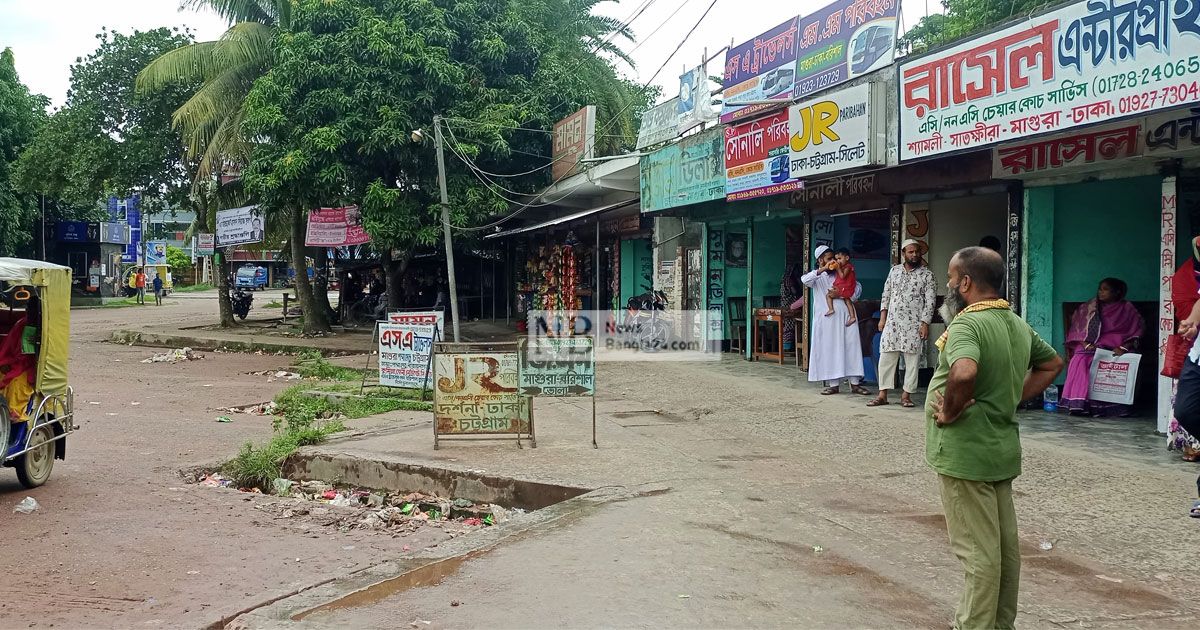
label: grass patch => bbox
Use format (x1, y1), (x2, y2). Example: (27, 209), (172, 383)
(263, 300), (283, 309)
(174, 283), (214, 292)
(221, 383), (429, 489)
(294, 349), (364, 381)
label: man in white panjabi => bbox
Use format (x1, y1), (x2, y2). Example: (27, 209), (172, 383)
(869, 239), (937, 408)
(802, 245), (869, 395)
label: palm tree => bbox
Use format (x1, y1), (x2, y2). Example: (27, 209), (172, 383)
(135, 0), (291, 183)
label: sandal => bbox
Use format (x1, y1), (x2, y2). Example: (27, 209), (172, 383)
(901, 399), (916, 408)
(866, 399), (889, 407)
(821, 387), (840, 395)
(1190, 500), (1200, 518)
(850, 385), (872, 396)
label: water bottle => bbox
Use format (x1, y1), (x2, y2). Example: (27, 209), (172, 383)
(1043, 384), (1059, 412)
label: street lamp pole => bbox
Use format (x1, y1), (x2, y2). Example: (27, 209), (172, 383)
(432, 115), (461, 342)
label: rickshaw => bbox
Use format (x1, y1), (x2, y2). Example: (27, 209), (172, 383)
(0, 259), (75, 488)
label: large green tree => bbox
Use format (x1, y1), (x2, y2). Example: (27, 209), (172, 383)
(900, 0), (1050, 54)
(0, 48), (48, 258)
(242, 0), (649, 331)
(16, 28), (197, 218)
(136, 0), (291, 183)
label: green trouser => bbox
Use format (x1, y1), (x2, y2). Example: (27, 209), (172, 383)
(938, 474), (1020, 630)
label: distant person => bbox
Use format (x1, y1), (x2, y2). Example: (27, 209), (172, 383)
(927, 247), (1063, 630)
(870, 239), (936, 408)
(979, 235), (1003, 253)
(825, 247), (858, 326)
(134, 269), (147, 305)
(152, 274), (163, 306)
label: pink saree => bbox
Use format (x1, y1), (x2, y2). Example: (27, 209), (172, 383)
(1061, 299), (1144, 416)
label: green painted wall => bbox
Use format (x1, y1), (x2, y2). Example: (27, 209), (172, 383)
(1023, 186), (1056, 343)
(619, 237), (653, 307)
(752, 216), (786, 306)
(1049, 176), (1161, 351)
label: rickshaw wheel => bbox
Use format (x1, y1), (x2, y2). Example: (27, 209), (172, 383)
(16, 425), (53, 488)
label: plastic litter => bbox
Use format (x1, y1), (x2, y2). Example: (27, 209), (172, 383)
(1039, 540), (1054, 551)
(216, 416), (233, 423)
(272, 478), (294, 496)
(330, 494), (354, 508)
(13, 497), (39, 514)
(199, 473), (234, 488)
(812, 545), (824, 553)
(142, 347), (204, 364)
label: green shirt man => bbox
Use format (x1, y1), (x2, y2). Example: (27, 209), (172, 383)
(925, 247), (1062, 630)
(925, 309), (1059, 481)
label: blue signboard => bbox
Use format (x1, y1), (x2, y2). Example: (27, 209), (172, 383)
(55, 221), (90, 242)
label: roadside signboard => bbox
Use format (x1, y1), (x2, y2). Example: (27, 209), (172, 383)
(519, 337), (595, 396)
(636, 97), (682, 150)
(721, 17), (801, 124)
(433, 343), (533, 448)
(196, 233), (215, 256)
(899, 0), (1200, 161)
(145, 241), (168, 265)
(388, 310), (445, 334)
(786, 82), (884, 181)
(305, 205), (370, 247)
(793, 0), (898, 100)
(725, 110), (802, 201)
(216, 205), (264, 247)
(640, 125), (725, 213)
(378, 323), (436, 390)
(552, 106), (597, 181)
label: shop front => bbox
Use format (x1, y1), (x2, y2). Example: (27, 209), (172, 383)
(993, 107), (1200, 432)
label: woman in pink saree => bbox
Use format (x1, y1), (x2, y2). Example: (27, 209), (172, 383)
(1061, 278), (1145, 416)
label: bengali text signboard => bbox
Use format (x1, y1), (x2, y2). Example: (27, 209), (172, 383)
(306, 206), (370, 247)
(378, 323), (436, 390)
(552, 106), (597, 181)
(388, 310), (445, 334)
(899, 0), (1200, 162)
(433, 344), (532, 446)
(722, 17), (801, 124)
(991, 106), (1200, 177)
(216, 205), (264, 247)
(197, 233), (215, 256)
(519, 337), (595, 396)
(794, 0), (899, 99)
(725, 111), (802, 201)
(636, 97), (682, 150)
(640, 126), (725, 213)
(787, 81), (884, 181)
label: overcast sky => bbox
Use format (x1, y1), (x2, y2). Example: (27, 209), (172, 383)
(1, 0), (937, 109)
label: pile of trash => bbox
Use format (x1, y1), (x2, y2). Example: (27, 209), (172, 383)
(215, 401), (279, 416)
(141, 347), (204, 363)
(246, 370), (302, 382)
(260, 479), (521, 534)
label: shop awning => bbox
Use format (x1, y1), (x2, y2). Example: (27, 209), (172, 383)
(483, 198), (639, 240)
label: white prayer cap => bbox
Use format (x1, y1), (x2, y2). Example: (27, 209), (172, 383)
(901, 238), (920, 250)
(814, 245), (830, 259)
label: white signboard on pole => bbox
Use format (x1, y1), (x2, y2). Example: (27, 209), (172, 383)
(216, 205), (264, 247)
(378, 323), (436, 389)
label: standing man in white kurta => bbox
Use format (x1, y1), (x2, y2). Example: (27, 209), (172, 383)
(870, 239), (937, 408)
(802, 245), (869, 395)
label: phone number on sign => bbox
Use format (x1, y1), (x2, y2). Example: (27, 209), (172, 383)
(1096, 57), (1200, 94)
(1116, 81), (1200, 114)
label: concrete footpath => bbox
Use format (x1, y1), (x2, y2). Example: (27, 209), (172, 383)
(234, 357), (1200, 629)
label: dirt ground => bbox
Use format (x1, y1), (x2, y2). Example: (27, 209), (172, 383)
(0, 292), (423, 628)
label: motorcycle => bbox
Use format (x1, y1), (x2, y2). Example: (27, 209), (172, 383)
(231, 287), (253, 320)
(625, 285), (671, 351)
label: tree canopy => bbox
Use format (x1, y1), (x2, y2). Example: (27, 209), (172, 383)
(242, 0), (651, 256)
(16, 27), (197, 218)
(0, 48), (48, 257)
(899, 0), (1051, 54)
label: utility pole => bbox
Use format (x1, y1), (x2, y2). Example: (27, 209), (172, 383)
(433, 115), (462, 342)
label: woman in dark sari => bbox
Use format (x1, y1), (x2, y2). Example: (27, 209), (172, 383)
(1060, 278), (1144, 416)
(780, 264), (803, 351)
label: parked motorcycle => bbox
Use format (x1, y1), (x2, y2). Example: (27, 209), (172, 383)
(231, 287), (253, 320)
(625, 285), (671, 351)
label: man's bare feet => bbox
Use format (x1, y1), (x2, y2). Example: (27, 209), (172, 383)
(845, 316), (857, 327)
